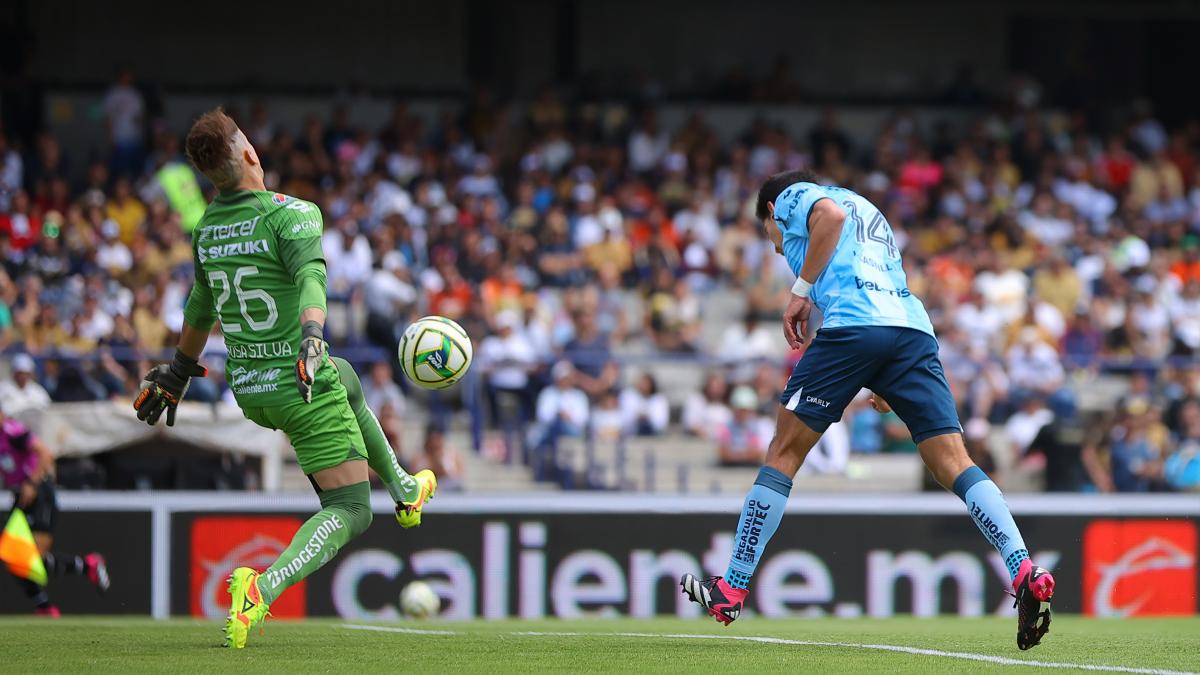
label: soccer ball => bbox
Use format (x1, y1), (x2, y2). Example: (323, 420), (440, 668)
(398, 316), (473, 390)
(399, 580), (440, 619)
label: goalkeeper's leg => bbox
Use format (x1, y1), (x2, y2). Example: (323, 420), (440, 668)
(331, 356), (420, 503)
(225, 477), (372, 648)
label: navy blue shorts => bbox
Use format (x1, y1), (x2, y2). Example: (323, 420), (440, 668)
(779, 326), (961, 444)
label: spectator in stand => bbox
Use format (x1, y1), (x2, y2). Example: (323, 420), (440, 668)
(364, 253), (417, 347)
(1006, 327), (1066, 399)
(1061, 306), (1103, 368)
(361, 360), (406, 417)
(645, 271), (702, 352)
(0, 354), (50, 420)
(1005, 393), (1054, 460)
(105, 177), (146, 244)
(1168, 280), (1200, 355)
(590, 390), (625, 441)
(716, 386), (770, 467)
(478, 311), (538, 427)
(682, 371), (732, 439)
(531, 361), (589, 446)
(618, 373), (670, 436)
(322, 217), (372, 296)
(0, 191), (40, 255)
(0, 132), (22, 212)
(410, 424), (465, 492)
(1033, 255), (1083, 317)
(1107, 397), (1168, 492)
(563, 311), (617, 398)
(716, 310), (778, 366)
(1125, 285), (1172, 359)
(1170, 237), (1200, 286)
(102, 67), (145, 177)
(974, 251), (1028, 325)
(1164, 400), (1200, 491)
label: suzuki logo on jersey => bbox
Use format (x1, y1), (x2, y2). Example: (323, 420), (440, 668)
(1083, 520), (1197, 617)
(197, 239), (270, 263)
(197, 216), (260, 243)
(854, 276), (912, 298)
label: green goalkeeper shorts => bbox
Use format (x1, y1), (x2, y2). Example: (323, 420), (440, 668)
(240, 366), (367, 475)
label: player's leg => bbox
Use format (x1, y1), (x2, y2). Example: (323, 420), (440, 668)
(871, 327), (1054, 650)
(30, 480), (110, 594)
(9, 488), (55, 613)
(257, 460), (373, 606)
(12, 480), (108, 615)
(329, 356), (436, 527)
(682, 327), (882, 624)
(226, 391), (373, 648)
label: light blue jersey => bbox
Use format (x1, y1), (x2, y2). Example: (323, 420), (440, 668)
(773, 181), (934, 336)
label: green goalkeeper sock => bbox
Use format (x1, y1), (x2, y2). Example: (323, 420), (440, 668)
(332, 356), (420, 503)
(259, 481), (373, 605)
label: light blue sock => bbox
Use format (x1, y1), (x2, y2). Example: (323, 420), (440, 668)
(725, 466), (792, 589)
(953, 466), (1029, 581)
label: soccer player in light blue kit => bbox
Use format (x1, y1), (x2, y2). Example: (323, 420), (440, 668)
(681, 169), (1056, 650)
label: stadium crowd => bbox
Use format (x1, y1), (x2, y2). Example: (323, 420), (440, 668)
(1, 74), (1199, 493)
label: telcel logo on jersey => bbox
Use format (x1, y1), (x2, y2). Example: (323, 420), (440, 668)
(190, 516), (306, 618)
(1083, 519), (1197, 617)
(854, 276), (912, 298)
(197, 216), (261, 242)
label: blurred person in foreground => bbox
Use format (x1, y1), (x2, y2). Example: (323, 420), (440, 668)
(132, 109), (435, 648)
(1, 406), (109, 615)
(681, 170), (1054, 651)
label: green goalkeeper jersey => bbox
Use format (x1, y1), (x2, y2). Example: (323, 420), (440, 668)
(183, 189), (327, 408)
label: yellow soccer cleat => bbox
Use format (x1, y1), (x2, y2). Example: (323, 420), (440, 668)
(224, 566), (270, 649)
(395, 470), (437, 529)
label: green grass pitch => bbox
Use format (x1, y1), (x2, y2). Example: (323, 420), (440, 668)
(0, 616), (1196, 673)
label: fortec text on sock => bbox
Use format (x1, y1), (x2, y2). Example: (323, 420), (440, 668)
(266, 515), (345, 589)
(733, 501), (771, 565)
(969, 501), (1011, 549)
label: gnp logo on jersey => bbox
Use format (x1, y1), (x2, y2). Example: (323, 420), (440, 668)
(190, 516), (306, 618)
(1082, 519), (1197, 617)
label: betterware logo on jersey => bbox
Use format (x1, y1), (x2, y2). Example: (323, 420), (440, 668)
(190, 516), (307, 618)
(1082, 519), (1197, 617)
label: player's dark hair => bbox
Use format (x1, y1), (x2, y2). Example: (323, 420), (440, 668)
(756, 168), (820, 220)
(186, 107), (242, 190)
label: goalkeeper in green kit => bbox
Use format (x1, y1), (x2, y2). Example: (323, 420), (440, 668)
(132, 108), (436, 648)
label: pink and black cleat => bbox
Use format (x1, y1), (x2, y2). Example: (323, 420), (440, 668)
(85, 553), (110, 594)
(34, 605), (61, 618)
(680, 574), (746, 626)
(1011, 559), (1055, 650)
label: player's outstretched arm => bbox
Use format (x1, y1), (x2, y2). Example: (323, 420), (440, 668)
(133, 268), (212, 426)
(783, 199), (846, 348)
(133, 321), (209, 426)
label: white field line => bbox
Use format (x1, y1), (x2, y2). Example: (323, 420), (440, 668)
(342, 623), (457, 636)
(342, 624), (1196, 675)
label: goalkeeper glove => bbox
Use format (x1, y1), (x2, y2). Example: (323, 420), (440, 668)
(133, 351), (207, 426)
(295, 320), (326, 403)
